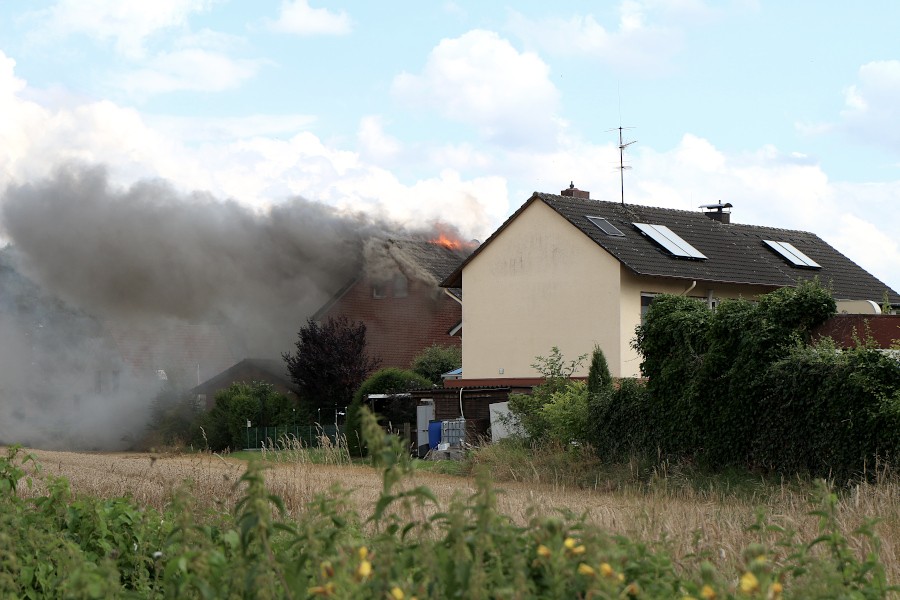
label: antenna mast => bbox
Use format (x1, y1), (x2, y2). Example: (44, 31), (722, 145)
(617, 126), (636, 205)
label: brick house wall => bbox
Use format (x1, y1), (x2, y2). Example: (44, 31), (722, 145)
(319, 276), (461, 371)
(812, 314), (900, 348)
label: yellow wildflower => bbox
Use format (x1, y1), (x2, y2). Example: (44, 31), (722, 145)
(571, 545), (586, 555)
(564, 537), (577, 549)
(618, 573), (625, 582)
(390, 587), (405, 600)
(357, 560), (372, 579)
(358, 546), (369, 561)
(700, 584), (717, 600)
(577, 563), (596, 577)
(537, 544), (551, 558)
(320, 561), (334, 579)
(625, 582), (640, 596)
(308, 582), (335, 596)
(769, 582), (783, 598)
(600, 563), (615, 578)
(739, 572), (759, 594)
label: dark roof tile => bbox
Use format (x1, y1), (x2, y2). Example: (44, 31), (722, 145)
(443, 193), (899, 303)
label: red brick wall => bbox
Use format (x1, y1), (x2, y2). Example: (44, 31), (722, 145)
(813, 315), (900, 349)
(320, 277), (461, 371)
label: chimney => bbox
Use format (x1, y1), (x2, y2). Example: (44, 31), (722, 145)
(700, 202), (732, 224)
(561, 181), (590, 199)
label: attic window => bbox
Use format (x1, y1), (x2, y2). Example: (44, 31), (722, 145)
(372, 282), (387, 299)
(393, 273), (408, 298)
(586, 216), (624, 236)
(633, 223), (707, 260)
(763, 240), (821, 269)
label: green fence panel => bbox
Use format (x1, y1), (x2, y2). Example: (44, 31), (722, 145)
(244, 425), (344, 450)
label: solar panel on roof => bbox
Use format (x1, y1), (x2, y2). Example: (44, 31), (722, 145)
(763, 240), (821, 268)
(586, 216), (625, 236)
(633, 223), (707, 259)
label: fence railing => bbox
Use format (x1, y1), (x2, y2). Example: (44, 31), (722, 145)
(244, 425), (343, 450)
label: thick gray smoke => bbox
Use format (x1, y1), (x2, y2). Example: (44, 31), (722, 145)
(0, 163), (428, 450)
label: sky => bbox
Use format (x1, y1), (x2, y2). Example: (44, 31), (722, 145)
(0, 0), (899, 295)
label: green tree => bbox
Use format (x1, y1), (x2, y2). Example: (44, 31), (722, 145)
(410, 343), (461, 385)
(507, 347), (586, 442)
(197, 382), (294, 451)
(586, 344), (613, 398)
(345, 368), (431, 456)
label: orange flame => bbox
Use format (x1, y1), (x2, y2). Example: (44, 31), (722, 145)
(431, 232), (464, 250)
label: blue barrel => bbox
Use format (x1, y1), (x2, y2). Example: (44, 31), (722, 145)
(428, 420), (442, 449)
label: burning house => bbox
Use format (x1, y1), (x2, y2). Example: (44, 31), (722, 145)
(313, 233), (473, 370)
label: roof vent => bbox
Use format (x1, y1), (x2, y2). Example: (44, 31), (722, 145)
(700, 202), (732, 224)
(561, 181), (590, 199)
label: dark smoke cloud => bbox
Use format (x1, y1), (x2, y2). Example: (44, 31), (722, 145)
(0, 163), (428, 450)
(1, 163), (397, 355)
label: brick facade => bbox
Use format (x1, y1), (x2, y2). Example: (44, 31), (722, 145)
(319, 276), (461, 371)
(813, 314), (900, 349)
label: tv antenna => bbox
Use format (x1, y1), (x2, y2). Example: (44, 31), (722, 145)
(611, 126), (636, 205)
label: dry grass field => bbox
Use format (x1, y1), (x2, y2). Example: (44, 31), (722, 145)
(15, 447), (900, 584)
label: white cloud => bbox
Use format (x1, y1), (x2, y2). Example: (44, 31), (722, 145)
(146, 114), (317, 143)
(357, 116), (402, 162)
(112, 48), (264, 96)
(841, 60), (900, 152)
(29, 0), (215, 59)
(392, 30), (561, 148)
(0, 51), (504, 242)
(507, 2), (683, 73)
(266, 1), (352, 36)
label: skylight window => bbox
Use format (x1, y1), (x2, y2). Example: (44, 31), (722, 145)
(633, 223), (707, 259)
(586, 216), (625, 236)
(763, 240), (821, 268)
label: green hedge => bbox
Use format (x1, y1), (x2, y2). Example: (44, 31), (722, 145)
(628, 280), (900, 477)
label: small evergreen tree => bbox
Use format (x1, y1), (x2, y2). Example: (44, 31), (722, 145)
(586, 344), (612, 397)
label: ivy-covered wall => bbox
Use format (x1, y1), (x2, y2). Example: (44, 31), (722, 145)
(626, 280), (900, 478)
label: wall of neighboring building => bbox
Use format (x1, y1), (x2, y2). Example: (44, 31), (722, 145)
(319, 276), (461, 371)
(812, 314), (900, 348)
(618, 273), (778, 377)
(461, 200), (623, 379)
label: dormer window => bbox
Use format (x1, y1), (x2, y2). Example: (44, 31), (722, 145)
(372, 282), (388, 298)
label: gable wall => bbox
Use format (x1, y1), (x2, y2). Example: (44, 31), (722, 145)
(461, 200), (623, 378)
(319, 277), (461, 371)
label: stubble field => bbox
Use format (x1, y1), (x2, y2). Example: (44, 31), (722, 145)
(16, 447), (900, 584)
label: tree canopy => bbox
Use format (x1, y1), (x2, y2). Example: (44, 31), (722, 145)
(282, 316), (380, 413)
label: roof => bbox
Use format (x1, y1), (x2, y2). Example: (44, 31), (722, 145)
(373, 238), (470, 285)
(442, 192), (900, 303)
(190, 358), (294, 393)
(314, 237), (470, 319)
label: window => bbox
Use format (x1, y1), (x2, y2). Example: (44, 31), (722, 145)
(586, 216), (625, 236)
(393, 274), (408, 298)
(372, 282), (387, 298)
(763, 240), (821, 269)
(633, 223), (707, 259)
(640, 293), (657, 323)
